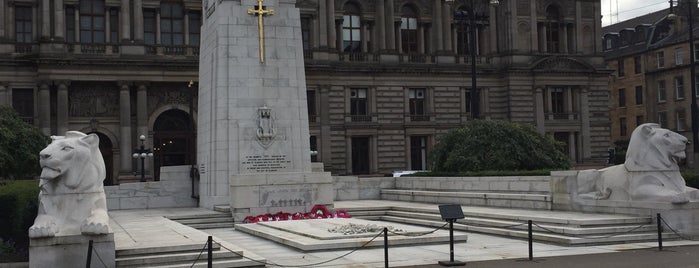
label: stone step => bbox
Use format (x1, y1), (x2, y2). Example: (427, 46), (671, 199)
(347, 203), (650, 227)
(381, 189), (552, 210)
(173, 217), (234, 224)
(166, 213), (232, 221)
(117, 243), (221, 257)
(116, 248), (243, 267)
(188, 222), (236, 229)
(122, 258), (265, 268)
(213, 205), (232, 213)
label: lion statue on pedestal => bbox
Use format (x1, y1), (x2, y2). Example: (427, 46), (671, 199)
(578, 123), (699, 204)
(29, 131), (110, 238)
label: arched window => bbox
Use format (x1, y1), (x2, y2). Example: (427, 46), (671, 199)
(79, 0), (105, 43)
(342, 2), (361, 52)
(160, 2), (184, 45)
(401, 5), (418, 53)
(153, 109), (194, 180)
(454, 6), (473, 55)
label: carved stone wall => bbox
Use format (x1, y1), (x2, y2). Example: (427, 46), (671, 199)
(69, 87), (118, 117)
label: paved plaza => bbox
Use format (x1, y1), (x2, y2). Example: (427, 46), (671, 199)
(109, 202), (699, 268)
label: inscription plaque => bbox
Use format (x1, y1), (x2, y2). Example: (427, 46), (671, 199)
(241, 154), (291, 173)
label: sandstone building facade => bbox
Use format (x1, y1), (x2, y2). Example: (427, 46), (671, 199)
(0, 0), (610, 182)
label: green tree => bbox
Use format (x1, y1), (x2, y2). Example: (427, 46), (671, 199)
(429, 120), (570, 172)
(0, 106), (48, 180)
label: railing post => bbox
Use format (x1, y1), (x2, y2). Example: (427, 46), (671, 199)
(384, 227), (389, 268)
(528, 220), (533, 261)
(657, 213), (663, 251)
(208, 236), (213, 268)
(86, 239), (93, 268)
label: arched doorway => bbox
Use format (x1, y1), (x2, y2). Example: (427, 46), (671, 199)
(88, 132), (114, 185)
(153, 109), (194, 180)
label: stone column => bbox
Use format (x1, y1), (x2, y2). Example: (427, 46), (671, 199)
(540, 24), (547, 53)
(0, 0), (5, 38)
(534, 88), (545, 133)
(7, 4), (15, 40)
(442, 1), (451, 52)
(119, 83), (132, 173)
(134, 0), (144, 41)
(41, 0), (50, 39)
(433, 0), (442, 51)
(156, 11), (161, 44)
(54, 0), (65, 39)
(418, 23), (425, 54)
(318, 0), (328, 48)
(489, 5), (497, 54)
(326, 0), (335, 50)
(319, 86), (332, 166)
(396, 21), (402, 53)
(74, 9), (80, 42)
(385, 0), (395, 50)
(568, 133), (577, 162)
(530, 3), (538, 52)
(561, 24), (568, 53)
(580, 88), (591, 160)
(136, 84), (150, 176)
(56, 82), (69, 135)
(376, 0), (386, 50)
(105, 9), (111, 43)
(566, 88), (574, 119)
(38, 83), (50, 135)
(120, 0), (131, 41)
(0, 85), (7, 106)
(184, 12), (190, 45)
(361, 20), (369, 52)
(545, 88), (552, 120)
(335, 19), (342, 51)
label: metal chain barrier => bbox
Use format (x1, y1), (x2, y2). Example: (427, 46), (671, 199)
(659, 216), (699, 241)
(531, 222), (652, 239)
(213, 229), (385, 268)
(189, 239), (210, 268)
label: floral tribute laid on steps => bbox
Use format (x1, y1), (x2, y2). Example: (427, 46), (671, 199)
(242, 205), (351, 223)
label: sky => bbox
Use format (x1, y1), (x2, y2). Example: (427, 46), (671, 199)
(601, 0), (670, 26)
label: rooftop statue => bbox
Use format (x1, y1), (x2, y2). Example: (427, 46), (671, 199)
(578, 123), (699, 204)
(29, 131), (110, 238)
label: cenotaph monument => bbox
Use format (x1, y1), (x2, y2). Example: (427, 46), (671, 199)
(197, 0), (333, 220)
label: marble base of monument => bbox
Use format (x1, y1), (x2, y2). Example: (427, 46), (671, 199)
(235, 218), (468, 251)
(230, 171), (334, 222)
(29, 233), (115, 268)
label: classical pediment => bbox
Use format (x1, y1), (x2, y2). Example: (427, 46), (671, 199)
(531, 56), (595, 72)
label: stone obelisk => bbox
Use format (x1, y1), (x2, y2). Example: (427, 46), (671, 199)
(197, 0), (333, 220)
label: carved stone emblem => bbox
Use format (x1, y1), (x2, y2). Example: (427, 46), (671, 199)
(256, 105), (276, 148)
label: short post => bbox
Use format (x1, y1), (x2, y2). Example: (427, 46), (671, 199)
(528, 220), (533, 261)
(208, 236), (213, 268)
(384, 227), (389, 268)
(657, 213), (663, 251)
(86, 239), (94, 268)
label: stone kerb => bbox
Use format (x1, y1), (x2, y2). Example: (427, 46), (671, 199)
(395, 176), (551, 193)
(105, 165), (197, 210)
(551, 170), (699, 238)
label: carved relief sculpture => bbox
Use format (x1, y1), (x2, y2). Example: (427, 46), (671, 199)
(256, 104), (276, 148)
(29, 131), (110, 238)
(577, 123), (699, 204)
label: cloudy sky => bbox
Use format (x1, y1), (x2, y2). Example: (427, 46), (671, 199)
(601, 0), (669, 26)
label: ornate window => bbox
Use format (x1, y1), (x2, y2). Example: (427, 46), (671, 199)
(350, 88), (368, 116)
(342, 3), (361, 53)
(109, 8), (118, 42)
(144, 10), (156, 45)
(401, 5), (418, 53)
(410, 136), (427, 170)
(66, 6), (75, 42)
(543, 5), (561, 53)
(409, 88), (426, 120)
(79, 0), (105, 43)
(15, 6), (32, 43)
(160, 2), (184, 45)
(188, 11), (201, 46)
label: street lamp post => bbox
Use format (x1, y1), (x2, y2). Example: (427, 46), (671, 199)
(669, 0), (699, 168)
(132, 134), (154, 182)
(448, 0), (499, 120)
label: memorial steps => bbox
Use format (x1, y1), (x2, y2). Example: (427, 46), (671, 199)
(115, 242), (264, 268)
(167, 209), (235, 229)
(335, 200), (678, 246)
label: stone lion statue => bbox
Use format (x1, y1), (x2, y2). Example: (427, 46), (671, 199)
(29, 131), (110, 238)
(578, 123), (699, 204)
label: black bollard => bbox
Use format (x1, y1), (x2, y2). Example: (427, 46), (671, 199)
(657, 213), (663, 251)
(528, 220), (533, 261)
(86, 240), (94, 268)
(208, 236), (213, 268)
(384, 227), (389, 268)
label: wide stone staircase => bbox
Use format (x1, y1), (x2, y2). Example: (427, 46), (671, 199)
(336, 200), (677, 246)
(115, 242), (264, 268)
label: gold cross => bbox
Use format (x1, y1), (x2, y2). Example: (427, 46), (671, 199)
(248, 0), (274, 63)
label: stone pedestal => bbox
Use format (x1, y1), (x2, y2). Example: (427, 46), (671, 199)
(29, 233), (115, 268)
(230, 172), (333, 221)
